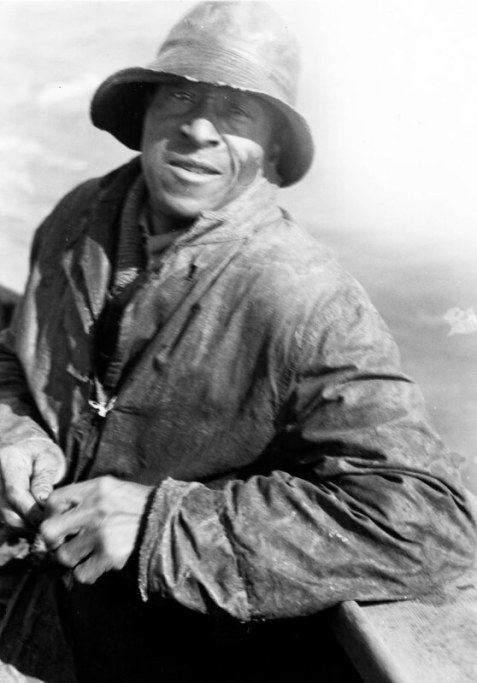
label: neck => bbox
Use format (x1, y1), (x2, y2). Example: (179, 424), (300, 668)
(146, 202), (194, 236)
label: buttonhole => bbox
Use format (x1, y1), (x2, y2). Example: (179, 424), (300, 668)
(186, 263), (197, 281)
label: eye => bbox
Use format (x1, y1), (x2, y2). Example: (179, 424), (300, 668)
(170, 89), (195, 102)
(226, 101), (252, 118)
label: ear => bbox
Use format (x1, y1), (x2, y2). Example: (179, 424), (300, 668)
(264, 142), (283, 186)
(268, 142), (281, 165)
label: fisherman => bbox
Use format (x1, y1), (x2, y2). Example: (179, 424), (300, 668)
(0, 2), (475, 682)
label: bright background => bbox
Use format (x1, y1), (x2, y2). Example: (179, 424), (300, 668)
(1, 0), (476, 491)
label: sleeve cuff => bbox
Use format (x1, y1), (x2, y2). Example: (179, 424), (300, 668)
(138, 477), (198, 602)
(137, 477), (251, 620)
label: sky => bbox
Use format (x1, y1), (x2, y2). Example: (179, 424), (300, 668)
(2, 0), (477, 273)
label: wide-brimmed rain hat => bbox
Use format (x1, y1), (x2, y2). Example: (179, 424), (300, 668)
(91, 1), (314, 187)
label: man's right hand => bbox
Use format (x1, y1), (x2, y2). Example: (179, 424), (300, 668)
(0, 440), (66, 531)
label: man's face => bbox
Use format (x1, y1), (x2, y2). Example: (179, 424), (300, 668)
(141, 80), (280, 222)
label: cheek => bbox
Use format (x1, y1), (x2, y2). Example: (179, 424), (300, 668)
(141, 136), (169, 185)
(226, 138), (267, 186)
(141, 115), (171, 161)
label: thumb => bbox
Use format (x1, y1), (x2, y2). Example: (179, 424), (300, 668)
(0, 457), (37, 522)
(31, 473), (55, 506)
(31, 451), (65, 506)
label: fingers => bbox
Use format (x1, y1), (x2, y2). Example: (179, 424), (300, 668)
(42, 514), (115, 585)
(41, 502), (117, 585)
(30, 446), (67, 505)
(0, 506), (28, 531)
(53, 530), (95, 569)
(0, 493), (42, 531)
(0, 476), (26, 530)
(44, 480), (92, 514)
(0, 457), (37, 526)
(52, 532), (118, 585)
(74, 554), (116, 585)
(39, 477), (146, 584)
(0, 441), (66, 529)
(40, 480), (103, 550)
(40, 506), (86, 550)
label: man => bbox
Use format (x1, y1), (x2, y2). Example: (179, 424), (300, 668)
(0, 2), (475, 682)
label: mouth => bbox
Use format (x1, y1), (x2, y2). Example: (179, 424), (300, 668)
(168, 156), (221, 178)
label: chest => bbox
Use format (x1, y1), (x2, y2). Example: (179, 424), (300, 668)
(48, 251), (293, 483)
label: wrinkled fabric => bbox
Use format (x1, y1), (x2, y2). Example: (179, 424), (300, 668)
(0, 158), (475, 679)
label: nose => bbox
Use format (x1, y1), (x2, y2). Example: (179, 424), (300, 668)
(180, 117), (221, 147)
(179, 100), (221, 147)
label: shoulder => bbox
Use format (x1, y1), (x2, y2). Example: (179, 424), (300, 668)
(240, 212), (397, 360)
(32, 158), (141, 260)
(243, 211), (370, 317)
(248, 210), (334, 271)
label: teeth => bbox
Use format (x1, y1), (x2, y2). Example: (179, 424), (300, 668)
(185, 166), (207, 173)
(172, 161), (215, 174)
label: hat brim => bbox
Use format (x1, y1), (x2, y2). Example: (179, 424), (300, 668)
(90, 67), (314, 187)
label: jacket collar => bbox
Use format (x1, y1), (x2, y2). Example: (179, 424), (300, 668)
(171, 174), (281, 246)
(62, 159), (142, 324)
(62, 158), (282, 324)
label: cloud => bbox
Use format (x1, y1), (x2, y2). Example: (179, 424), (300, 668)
(443, 307), (477, 337)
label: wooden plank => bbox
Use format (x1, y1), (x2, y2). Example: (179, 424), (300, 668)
(334, 589), (477, 682)
(333, 600), (411, 683)
(333, 550), (477, 682)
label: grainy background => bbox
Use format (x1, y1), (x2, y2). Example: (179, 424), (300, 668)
(1, 0), (476, 492)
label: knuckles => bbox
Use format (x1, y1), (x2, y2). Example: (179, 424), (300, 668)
(39, 518), (61, 547)
(73, 555), (116, 585)
(46, 475), (117, 514)
(55, 545), (78, 569)
(37, 474), (129, 583)
(44, 489), (62, 510)
(73, 564), (96, 584)
(87, 476), (119, 517)
(96, 475), (116, 500)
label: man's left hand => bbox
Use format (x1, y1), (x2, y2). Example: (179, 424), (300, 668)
(40, 476), (154, 584)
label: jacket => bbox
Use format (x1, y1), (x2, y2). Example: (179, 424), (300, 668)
(0, 158), (475, 680)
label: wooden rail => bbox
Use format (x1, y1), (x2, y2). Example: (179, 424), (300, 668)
(332, 493), (477, 682)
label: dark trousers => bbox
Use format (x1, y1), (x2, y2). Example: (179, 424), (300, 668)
(59, 572), (362, 683)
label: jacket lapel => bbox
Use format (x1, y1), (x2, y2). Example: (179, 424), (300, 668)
(61, 159), (142, 328)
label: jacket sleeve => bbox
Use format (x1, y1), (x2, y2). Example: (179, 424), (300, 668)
(140, 272), (477, 621)
(0, 175), (104, 453)
(0, 306), (56, 450)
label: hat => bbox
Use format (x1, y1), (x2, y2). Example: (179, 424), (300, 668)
(91, 1), (314, 186)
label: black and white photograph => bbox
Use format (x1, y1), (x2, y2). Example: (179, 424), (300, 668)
(0, 1), (476, 681)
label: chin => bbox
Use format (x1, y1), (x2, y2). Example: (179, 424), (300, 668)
(162, 200), (206, 221)
(159, 191), (225, 221)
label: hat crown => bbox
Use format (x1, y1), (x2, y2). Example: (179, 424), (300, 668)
(150, 1), (300, 106)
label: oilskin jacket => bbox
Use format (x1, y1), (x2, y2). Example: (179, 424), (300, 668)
(0, 158), (475, 681)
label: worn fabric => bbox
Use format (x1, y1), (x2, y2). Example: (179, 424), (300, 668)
(112, 173), (147, 291)
(0, 157), (475, 680)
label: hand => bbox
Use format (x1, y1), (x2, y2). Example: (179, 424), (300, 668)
(40, 476), (154, 584)
(0, 439), (66, 531)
